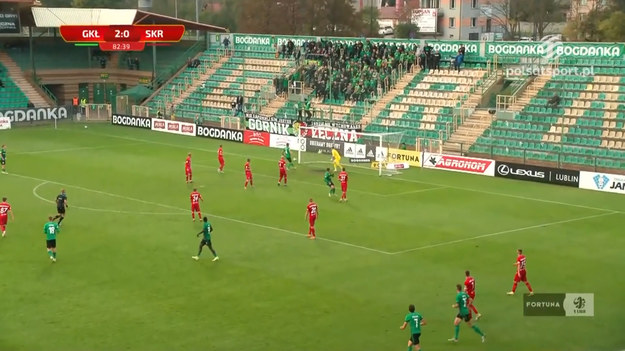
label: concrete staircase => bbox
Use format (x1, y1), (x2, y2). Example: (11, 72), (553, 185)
(508, 74), (551, 112)
(442, 72), (502, 155)
(171, 55), (230, 107)
(259, 95), (286, 116)
(361, 70), (420, 125)
(0, 52), (54, 107)
(443, 109), (495, 155)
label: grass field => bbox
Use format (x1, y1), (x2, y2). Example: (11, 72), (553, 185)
(1, 123), (624, 351)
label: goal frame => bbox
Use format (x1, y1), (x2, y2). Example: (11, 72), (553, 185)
(296, 125), (405, 176)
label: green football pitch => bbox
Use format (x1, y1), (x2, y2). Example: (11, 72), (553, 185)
(1, 123), (623, 351)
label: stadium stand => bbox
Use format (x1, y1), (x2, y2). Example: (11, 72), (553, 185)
(0, 61), (30, 109)
(364, 68), (494, 145)
(470, 61), (625, 170)
(146, 47), (296, 123)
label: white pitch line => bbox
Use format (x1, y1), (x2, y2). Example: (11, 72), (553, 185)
(381, 186), (448, 197)
(77, 129), (624, 214)
(32, 182), (184, 216)
(390, 211), (620, 255)
(14, 142), (143, 155)
(13, 173), (390, 255)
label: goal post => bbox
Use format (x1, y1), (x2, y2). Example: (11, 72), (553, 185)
(296, 125), (405, 176)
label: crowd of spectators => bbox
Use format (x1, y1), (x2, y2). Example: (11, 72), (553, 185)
(298, 39), (418, 102)
(275, 39), (468, 104)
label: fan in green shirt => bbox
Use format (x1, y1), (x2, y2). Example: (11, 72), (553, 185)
(1, 144), (6, 173)
(400, 304), (426, 351)
(323, 168), (336, 196)
(449, 284), (485, 343)
(192, 217), (219, 261)
(43, 216), (60, 262)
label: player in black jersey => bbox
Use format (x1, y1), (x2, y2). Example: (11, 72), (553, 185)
(53, 189), (68, 226)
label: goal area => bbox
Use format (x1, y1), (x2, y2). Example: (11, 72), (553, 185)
(296, 125), (405, 176)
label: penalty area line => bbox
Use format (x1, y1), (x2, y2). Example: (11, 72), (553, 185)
(14, 173), (390, 255)
(32, 182), (186, 216)
(390, 211), (620, 255)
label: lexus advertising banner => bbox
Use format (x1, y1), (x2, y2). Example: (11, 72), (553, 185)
(494, 162), (580, 187)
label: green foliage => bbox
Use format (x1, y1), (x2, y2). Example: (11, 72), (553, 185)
(598, 11), (625, 41)
(394, 23), (419, 39)
(359, 5), (380, 37)
(1, 124), (623, 350)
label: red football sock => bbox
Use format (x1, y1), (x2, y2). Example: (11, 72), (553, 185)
(284, 176), (287, 184)
(525, 282), (533, 292)
(511, 282), (518, 292)
(192, 212), (195, 219)
(470, 305), (479, 314)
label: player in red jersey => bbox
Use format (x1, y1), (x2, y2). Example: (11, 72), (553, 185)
(244, 158), (253, 189)
(217, 145), (225, 173)
(190, 188), (204, 221)
(507, 249), (534, 295)
(305, 198), (318, 239)
(464, 270), (482, 320)
(338, 167), (348, 202)
(0, 197), (14, 237)
(185, 153), (193, 183)
(277, 155), (287, 186)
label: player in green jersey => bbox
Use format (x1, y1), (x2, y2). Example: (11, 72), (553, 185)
(400, 304), (427, 351)
(44, 216), (60, 262)
(192, 216), (219, 261)
(1, 144), (7, 174)
(449, 284), (485, 343)
(284, 143), (295, 169)
(324, 168), (336, 197)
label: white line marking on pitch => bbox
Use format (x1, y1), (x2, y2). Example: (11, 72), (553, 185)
(390, 212), (620, 255)
(78, 129), (623, 214)
(15, 173), (390, 255)
(381, 186), (448, 197)
(32, 182), (184, 216)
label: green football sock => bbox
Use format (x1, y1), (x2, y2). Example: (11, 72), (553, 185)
(407, 346), (412, 351)
(47, 250), (53, 258)
(454, 325), (460, 339)
(472, 325), (484, 336)
(52, 251), (57, 258)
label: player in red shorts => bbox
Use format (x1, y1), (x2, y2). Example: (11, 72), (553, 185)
(185, 153), (193, 183)
(338, 167), (348, 202)
(277, 155), (287, 186)
(244, 158), (253, 189)
(507, 248), (534, 295)
(190, 188), (204, 221)
(305, 198), (318, 239)
(464, 270), (482, 320)
(217, 145), (225, 173)
(0, 197), (14, 237)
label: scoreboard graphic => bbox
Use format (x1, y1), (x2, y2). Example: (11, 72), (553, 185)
(60, 25), (185, 51)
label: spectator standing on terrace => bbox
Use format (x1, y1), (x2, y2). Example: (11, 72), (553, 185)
(423, 42), (433, 70)
(222, 36), (230, 54)
(433, 50), (442, 72)
(547, 93), (560, 108)
(304, 98), (312, 120)
(455, 45), (465, 72)
(236, 95), (244, 114)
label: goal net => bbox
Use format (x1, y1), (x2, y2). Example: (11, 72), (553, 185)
(296, 125), (405, 176)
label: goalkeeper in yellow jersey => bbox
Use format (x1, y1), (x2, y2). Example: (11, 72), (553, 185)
(331, 148), (343, 172)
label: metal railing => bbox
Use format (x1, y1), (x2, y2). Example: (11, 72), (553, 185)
(458, 140), (625, 173)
